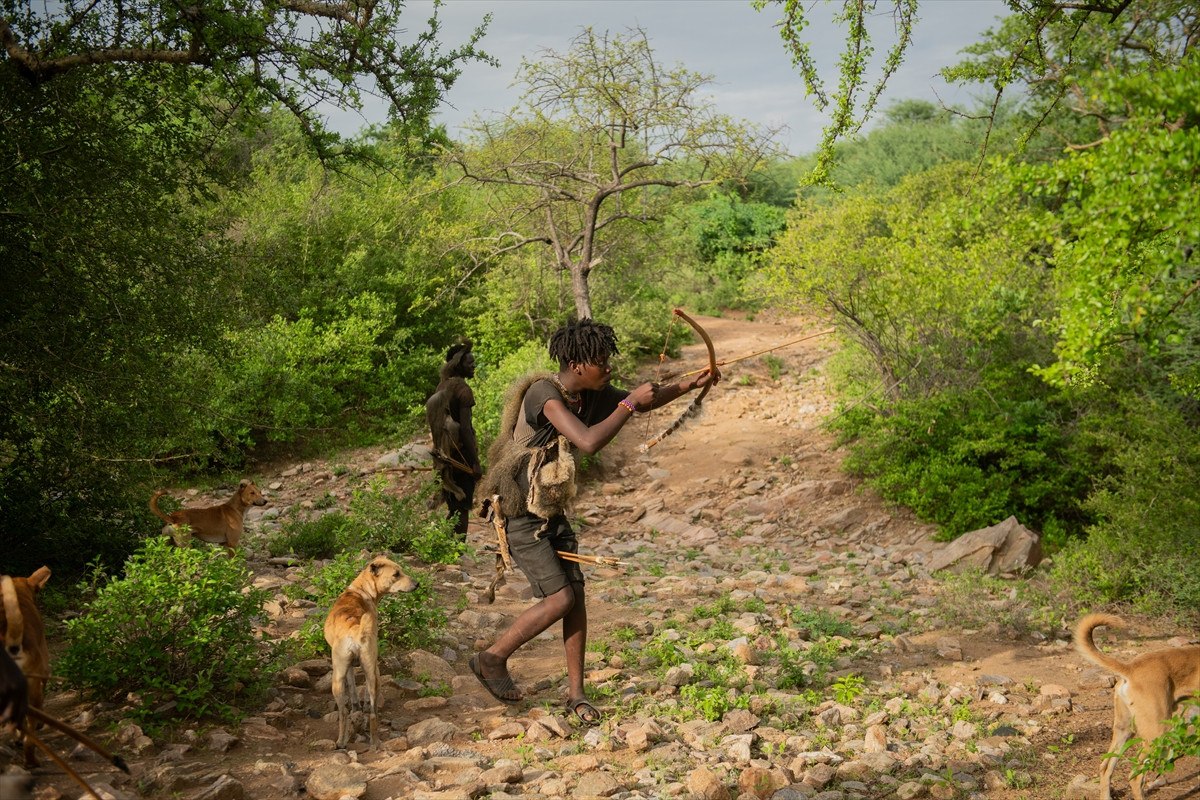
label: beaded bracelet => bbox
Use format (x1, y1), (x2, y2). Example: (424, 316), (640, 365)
(618, 398), (636, 414)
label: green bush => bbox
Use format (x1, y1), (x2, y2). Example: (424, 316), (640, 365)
(832, 379), (1090, 546)
(1050, 394), (1200, 613)
(266, 477), (464, 564)
(789, 608), (853, 640)
(344, 477), (463, 563)
(267, 511), (348, 559)
(58, 539), (274, 722)
(215, 296), (392, 443)
(287, 551), (446, 659)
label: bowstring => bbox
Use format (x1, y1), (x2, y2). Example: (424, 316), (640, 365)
(645, 311), (679, 441)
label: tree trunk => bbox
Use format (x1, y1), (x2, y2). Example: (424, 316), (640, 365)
(570, 261), (593, 320)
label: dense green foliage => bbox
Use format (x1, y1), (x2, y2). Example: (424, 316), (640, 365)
(4, 0), (1197, 627)
(58, 539), (274, 723)
(267, 476), (465, 565)
(767, 18), (1200, 611)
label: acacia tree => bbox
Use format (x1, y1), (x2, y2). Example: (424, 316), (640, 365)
(446, 27), (777, 320)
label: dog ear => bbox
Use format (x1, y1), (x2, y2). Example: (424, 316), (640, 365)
(28, 566), (50, 591)
(370, 561), (382, 575)
(239, 479), (250, 488)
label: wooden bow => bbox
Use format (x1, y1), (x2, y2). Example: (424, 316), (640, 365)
(640, 308), (717, 452)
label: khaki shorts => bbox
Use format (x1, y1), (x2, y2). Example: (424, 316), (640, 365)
(506, 513), (583, 598)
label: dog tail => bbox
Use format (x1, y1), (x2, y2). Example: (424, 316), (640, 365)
(1, 576), (23, 659)
(1074, 613), (1130, 677)
(149, 490), (173, 524)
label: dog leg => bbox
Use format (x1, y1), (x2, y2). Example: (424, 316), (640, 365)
(347, 664), (358, 712)
(362, 646), (381, 751)
(22, 677), (44, 768)
(1128, 701), (1171, 800)
(330, 658), (351, 749)
(1100, 685), (1134, 800)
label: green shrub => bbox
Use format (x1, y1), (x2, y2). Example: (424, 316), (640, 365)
(267, 477), (464, 564)
(471, 340), (556, 459)
(832, 380), (1090, 545)
(789, 608), (852, 639)
(288, 551), (446, 659)
(344, 476), (463, 563)
(267, 511), (347, 559)
(215, 296), (393, 443)
(1050, 394), (1200, 612)
(775, 636), (844, 691)
(58, 538), (274, 722)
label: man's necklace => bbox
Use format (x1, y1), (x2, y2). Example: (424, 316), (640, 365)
(550, 375), (582, 409)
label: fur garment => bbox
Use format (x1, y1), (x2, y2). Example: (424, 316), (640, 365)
(478, 372), (577, 520)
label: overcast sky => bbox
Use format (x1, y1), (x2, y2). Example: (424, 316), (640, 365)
(326, 0), (1011, 156)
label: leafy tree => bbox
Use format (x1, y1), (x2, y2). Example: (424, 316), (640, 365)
(1018, 57), (1200, 393)
(943, 0), (1198, 154)
(0, 0), (493, 578)
(666, 192), (786, 312)
(768, 161), (1056, 396)
(830, 100), (1010, 191)
(1, 0), (493, 151)
(446, 26), (777, 319)
(754, 0), (918, 182)
(0, 68), (235, 576)
(755, 0), (1170, 176)
(202, 117), (489, 442)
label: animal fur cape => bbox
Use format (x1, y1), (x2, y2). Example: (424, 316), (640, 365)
(478, 372), (576, 521)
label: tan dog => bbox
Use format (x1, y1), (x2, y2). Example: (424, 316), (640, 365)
(150, 479), (267, 550)
(1075, 613), (1200, 800)
(324, 557), (417, 750)
(0, 566), (52, 767)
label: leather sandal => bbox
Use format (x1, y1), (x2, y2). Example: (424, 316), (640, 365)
(565, 696), (601, 726)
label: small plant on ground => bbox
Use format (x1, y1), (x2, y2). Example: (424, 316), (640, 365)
(764, 354), (784, 381)
(789, 608), (853, 639)
(832, 673), (865, 705)
(679, 684), (746, 722)
(1003, 768), (1032, 789)
(58, 538), (275, 724)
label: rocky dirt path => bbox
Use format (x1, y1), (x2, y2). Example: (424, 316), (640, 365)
(15, 313), (1199, 800)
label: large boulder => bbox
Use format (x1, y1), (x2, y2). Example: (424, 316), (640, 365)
(928, 516), (1042, 575)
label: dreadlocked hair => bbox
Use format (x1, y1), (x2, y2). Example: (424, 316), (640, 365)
(547, 318), (619, 368)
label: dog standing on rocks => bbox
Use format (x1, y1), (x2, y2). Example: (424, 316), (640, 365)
(1075, 613), (1200, 800)
(324, 556), (417, 750)
(150, 479), (267, 551)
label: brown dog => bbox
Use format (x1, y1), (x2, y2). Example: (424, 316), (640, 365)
(323, 557), (417, 750)
(0, 566), (52, 767)
(150, 479), (267, 551)
(1075, 613), (1200, 800)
